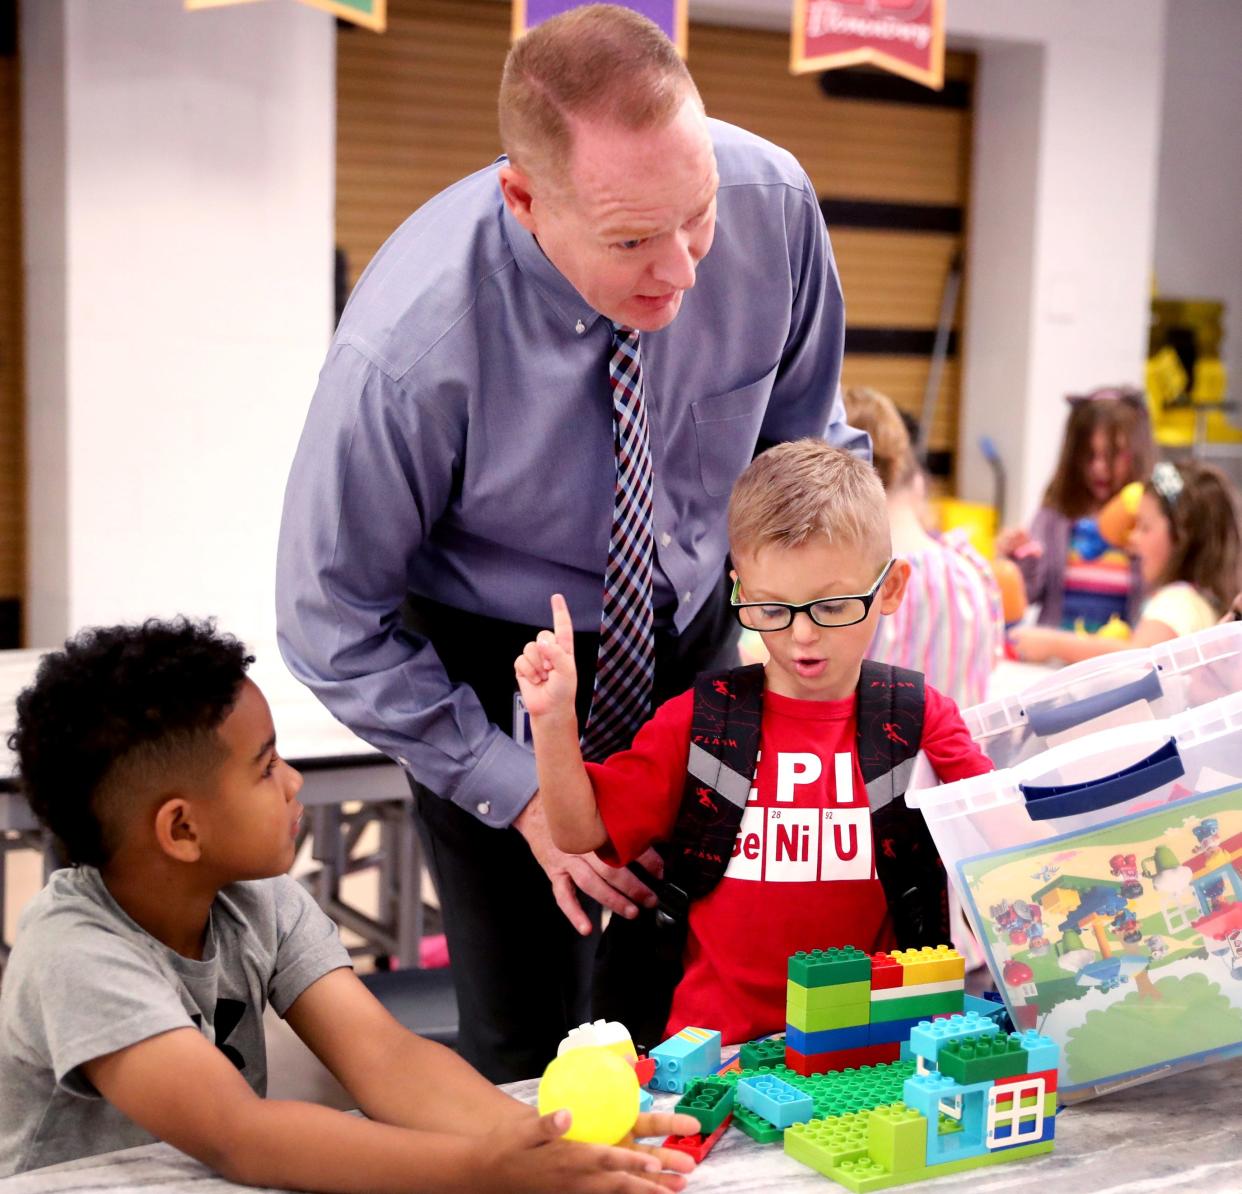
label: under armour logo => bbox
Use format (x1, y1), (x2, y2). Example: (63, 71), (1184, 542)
(713, 679), (732, 698)
(881, 838), (897, 859)
(191, 998), (248, 1071)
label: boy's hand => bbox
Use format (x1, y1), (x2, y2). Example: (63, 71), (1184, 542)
(515, 593), (579, 721)
(480, 1108), (697, 1193)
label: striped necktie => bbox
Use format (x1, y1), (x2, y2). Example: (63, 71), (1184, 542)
(580, 324), (656, 762)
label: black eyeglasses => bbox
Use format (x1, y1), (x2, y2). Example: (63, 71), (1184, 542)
(731, 559), (895, 632)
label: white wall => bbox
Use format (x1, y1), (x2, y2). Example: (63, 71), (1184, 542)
(691, 0), (1168, 524)
(23, 0), (335, 648)
(1154, 0), (1242, 399)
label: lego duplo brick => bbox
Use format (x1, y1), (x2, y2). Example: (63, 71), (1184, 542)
(674, 1077), (734, 1135)
(737, 1073), (816, 1129)
(938, 1035), (1030, 1085)
(889, 945), (965, 986)
(1010, 1029), (1059, 1074)
(661, 1113), (732, 1163)
(907, 1012), (999, 1063)
(866, 1102), (927, 1174)
(786, 1022), (871, 1056)
(870, 990), (963, 1024)
(785, 1042), (900, 1077)
(993, 1066), (1058, 1097)
(866, 1016), (925, 1047)
(797, 1060), (915, 1119)
(788, 1000), (871, 1034)
(785, 1111), (871, 1176)
(732, 1101), (786, 1143)
(789, 946), (872, 987)
(869, 952), (904, 991)
(647, 1027), (722, 1092)
(869, 977), (962, 1003)
(739, 1036), (787, 1071)
(787, 978), (872, 1011)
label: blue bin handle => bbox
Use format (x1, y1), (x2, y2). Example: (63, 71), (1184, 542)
(1025, 667), (1163, 737)
(1019, 737), (1184, 820)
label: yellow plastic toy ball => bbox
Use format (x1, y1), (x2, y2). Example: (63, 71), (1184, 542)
(537, 1046), (639, 1144)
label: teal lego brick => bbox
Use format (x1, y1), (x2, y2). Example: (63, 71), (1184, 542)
(788, 978), (872, 1010)
(732, 1102), (786, 1143)
(674, 1077), (734, 1136)
(938, 1035), (1030, 1085)
(737, 1073), (815, 1128)
(870, 990), (963, 1023)
(740, 1036), (787, 1071)
(866, 1102), (927, 1173)
(788, 946), (872, 987)
(1010, 1029), (1060, 1073)
(907, 1013), (999, 1062)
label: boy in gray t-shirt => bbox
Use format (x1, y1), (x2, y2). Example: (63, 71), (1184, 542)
(0, 619), (695, 1190)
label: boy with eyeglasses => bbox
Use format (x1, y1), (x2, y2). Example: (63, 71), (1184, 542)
(515, 439), (992, 1045)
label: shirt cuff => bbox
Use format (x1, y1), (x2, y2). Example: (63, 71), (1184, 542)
(449, 732), (538, 828)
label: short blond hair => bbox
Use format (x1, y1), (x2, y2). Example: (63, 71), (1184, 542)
(498, 4), (698, 186)
(728, 439), (890, 563)
(842, 387), (919, 492)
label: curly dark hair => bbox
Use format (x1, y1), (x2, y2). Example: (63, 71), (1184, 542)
(8, 618), (254, 867)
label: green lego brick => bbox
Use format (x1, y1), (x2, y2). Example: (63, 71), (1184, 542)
(866, 1103), (926, 1173)
(732, 1102), (786, 1143)
(739, 1037), (787, 1071)
(787, 978), (872, 1010)
(784, 1111), (871, 1175)
(795, 1061), (917, 1120)
(674, 1077), (734, 1136)
(787, 1000), (871, 1033)
(788, 946), (871, 987)
(869, 990), (963, 1023)
(938, 1034), (1030, 1084)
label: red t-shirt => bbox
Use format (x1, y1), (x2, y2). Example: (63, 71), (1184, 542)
(588, 684), (991, 1046)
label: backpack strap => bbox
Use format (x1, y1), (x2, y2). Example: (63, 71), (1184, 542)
(629, 663), (765, 926)
(856, 660), (950, 946)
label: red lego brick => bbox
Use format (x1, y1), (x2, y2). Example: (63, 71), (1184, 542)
(870, 952), (904, 991)
(783, 1042), (900, 1076)
(994, 1067), (1058, 1096)
(662, 1113), (733, 1162)
(634, 1056), (656, 1086)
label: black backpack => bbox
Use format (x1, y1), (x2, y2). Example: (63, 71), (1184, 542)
(592, 659), (948, 1052)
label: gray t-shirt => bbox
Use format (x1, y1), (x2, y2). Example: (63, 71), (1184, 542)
(0, 867), (351, 1175)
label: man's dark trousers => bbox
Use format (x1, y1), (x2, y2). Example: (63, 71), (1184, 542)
(405, 582), (736, 1083)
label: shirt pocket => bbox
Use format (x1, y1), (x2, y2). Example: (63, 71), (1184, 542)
(690, 366), (777, 497)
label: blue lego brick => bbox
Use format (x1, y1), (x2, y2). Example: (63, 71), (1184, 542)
(964, 993), (1015, 1033)
(785, 1022), (870, 1056)
(907, 1013), (1000, 1063)
(648, 1027), (722, 1093)
(900, 1071), (961, 1124)
(1010, 1029), (1059, 1074)
(866, 1015), (925, 1046)
(737, 1073), (815, 1129)
(639, 1088), (654, 1113)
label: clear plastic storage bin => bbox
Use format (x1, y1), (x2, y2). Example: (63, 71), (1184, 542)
(907, 689), (1242, 1101)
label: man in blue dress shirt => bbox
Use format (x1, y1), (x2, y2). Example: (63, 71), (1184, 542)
(277, 3), (861, 1081)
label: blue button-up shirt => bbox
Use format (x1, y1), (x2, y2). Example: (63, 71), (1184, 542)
(277, 118), (861, 827)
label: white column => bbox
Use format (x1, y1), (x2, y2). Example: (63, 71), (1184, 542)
(23, 0), (336, 648)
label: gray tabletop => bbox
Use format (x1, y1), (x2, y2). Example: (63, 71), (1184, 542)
(7, 1055), (1241, 1192)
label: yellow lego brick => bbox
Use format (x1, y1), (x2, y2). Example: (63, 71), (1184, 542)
(889, 945), (965, 987)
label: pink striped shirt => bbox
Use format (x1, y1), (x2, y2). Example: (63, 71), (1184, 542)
(868, 531), (1004, 712)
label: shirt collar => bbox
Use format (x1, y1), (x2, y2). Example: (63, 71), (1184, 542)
(498, 176), (606, 337)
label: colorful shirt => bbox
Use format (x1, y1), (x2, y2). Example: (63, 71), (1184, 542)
(868, 530), (1003, 711)
(1061, 516), (1131, 632)
(587, 682), (991, 1046)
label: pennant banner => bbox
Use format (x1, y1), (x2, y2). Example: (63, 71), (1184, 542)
(185, 0), (386, 33)
(791, 0), (944, 89)
(512, 0), (687, 57)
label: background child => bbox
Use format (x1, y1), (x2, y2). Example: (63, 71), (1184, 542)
(843, 386), (1003, 710)
(996, 386), (1154, 630)
(1014, 460), (1241, 664)
(0, 619), (696, 1187)
(514, 441), (992, 1048)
